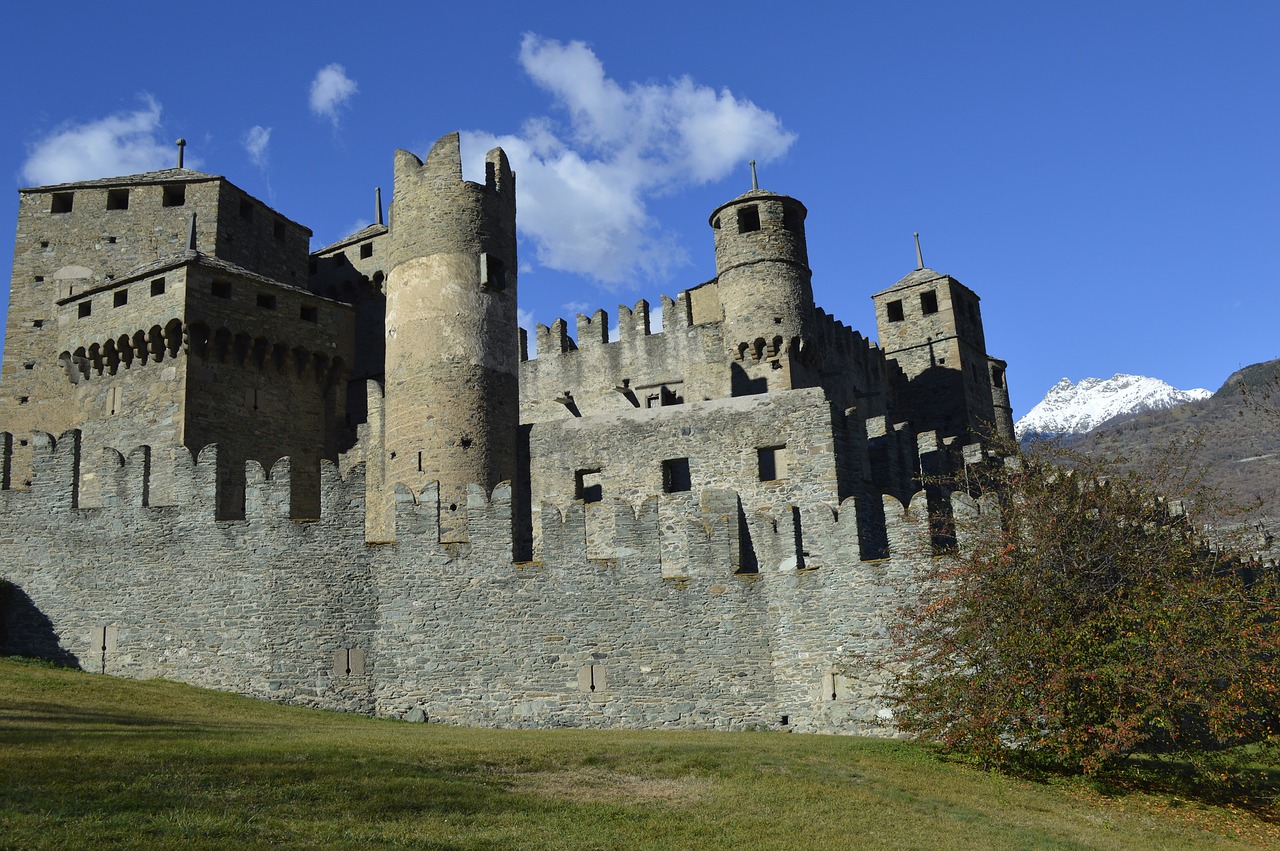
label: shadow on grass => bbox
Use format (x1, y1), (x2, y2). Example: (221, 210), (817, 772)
(929, 745), (1280, 822)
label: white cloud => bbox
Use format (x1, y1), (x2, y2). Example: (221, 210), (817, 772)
(21, 95), (177, 186)
(244, 126), (272, 168)
(563, 301), (590, 314)
(309, 63), (358, 126)
(463, 35), (795, 287)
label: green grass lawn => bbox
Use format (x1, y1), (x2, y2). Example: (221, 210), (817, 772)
(0, 657), (1274, 850)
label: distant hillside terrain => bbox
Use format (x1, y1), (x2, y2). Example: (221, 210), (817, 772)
(1068, 359), (1280, 550)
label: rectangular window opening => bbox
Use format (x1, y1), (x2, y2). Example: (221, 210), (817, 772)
(886, 300), (904, 322)
(51, 192), (74, 214)
(78, 302), (92, 319)
(31, 319), (45, 329)
(360, 242), (373, 259)
(782, 206), (802, 234)
(151, 278), (166, 296)
(737, 205), (760, 233)
(162, 185), (185, 207)
(575, 469), (603, 504)
(211, 280), (232, 299)
(662, 458), (691, 493)
(113, 290), (128, 308)
(106, 189), (129, 210)
(920, 290), (939, 315)
(480, 253), (506, 291)
(257, 293), (277, 310)
(239, 199), (253, 221)
(106, 236), (117, 244)
(992, 365), (1005, 388)
(300, 305), (318, 323)
(757, 445), (786, 481)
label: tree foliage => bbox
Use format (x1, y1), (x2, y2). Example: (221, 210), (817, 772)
(890, 445), (1280, 778)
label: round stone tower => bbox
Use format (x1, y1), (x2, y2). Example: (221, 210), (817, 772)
(709, 189), (814, 361)
(384, 133), (518, 529)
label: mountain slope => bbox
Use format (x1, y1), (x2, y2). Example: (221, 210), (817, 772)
(1016, 374), (1211, 438)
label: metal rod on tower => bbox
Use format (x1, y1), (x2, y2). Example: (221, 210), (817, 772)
(749, 160), (759, 191)
(376, 187), (384, 226)
(914, 232), (924, 270)
(176, 138), (186, 169)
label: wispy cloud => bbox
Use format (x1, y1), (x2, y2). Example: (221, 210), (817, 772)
(563, 301), (590, 314)
(463, 34), (795, 287)
(244, 125), (272, 168)
(21, 95), (178, 185)
(309, 63), (358, 127)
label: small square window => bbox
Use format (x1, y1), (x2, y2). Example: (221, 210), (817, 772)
(300, 305), (318, 322)
(151, 278), (166, 296)
(51, 193), (74, 214)
(239, 199), (253, 221)
(273, 220), (286, 240)
(34, 275), (44, 283)
(662, 458), (691, 493)
(114, 290), (128, 308)
(31, 319), (44, 329)
(257, 293), (277, 310)
(39, 241), (49, 249)
(211, 280), (232, 299)
(106, 189), (129, 210)
(920, 290), (939, 315)
(360, 242), (373, 259)
(886, 300), (904, 322)
(575, 469), (602, 504)
(18, 396), (29, 405)
(78, 302), (92, 319)
(737, 205), (760, 233)
(23, 362), (35, 370)
(757, 445), (786, 481)
(106, 236), (117, 244)
(162, 185), (186, 207)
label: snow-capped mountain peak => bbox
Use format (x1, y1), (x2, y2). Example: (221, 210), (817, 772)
(1015, 374), (1211, 438)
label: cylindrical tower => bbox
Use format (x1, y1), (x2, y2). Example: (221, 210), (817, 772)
(709, 190), (814, 361)
(384, 133), (518, 531)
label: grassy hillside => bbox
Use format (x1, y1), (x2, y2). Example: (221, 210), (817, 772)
(1071, 358), (1280, 550)
(1, 658), (1274, 849)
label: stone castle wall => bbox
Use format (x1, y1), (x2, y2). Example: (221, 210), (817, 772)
(0, 429), (962, 734)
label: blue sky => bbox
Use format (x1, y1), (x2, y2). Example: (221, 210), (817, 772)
(2, 1), (1276, 417)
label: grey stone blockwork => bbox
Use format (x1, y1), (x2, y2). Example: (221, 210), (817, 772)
(0, 131), (1017, 735)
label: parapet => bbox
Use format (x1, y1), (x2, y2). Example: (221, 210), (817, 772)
(388, 133), (516, 271)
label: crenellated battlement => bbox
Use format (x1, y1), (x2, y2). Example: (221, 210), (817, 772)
(1, 428), (957, 576)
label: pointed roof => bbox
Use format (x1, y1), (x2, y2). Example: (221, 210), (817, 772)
(873, 267), (979, 300)
(21, 167), (221, 193)
(312, 223), (388, 256)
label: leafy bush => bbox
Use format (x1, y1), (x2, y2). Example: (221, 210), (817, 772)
(890, 445), (1280, 779)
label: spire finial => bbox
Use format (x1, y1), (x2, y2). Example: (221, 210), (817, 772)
(376, 187), (384, 226)
(176, 138), (186, 169)
(913, 232), (924, 271)
(749, 159), (759, 191)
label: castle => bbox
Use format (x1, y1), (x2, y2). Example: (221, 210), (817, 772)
(0, 133), (1014, 733)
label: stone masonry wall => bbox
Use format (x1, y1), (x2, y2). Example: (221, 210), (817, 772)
(0, 429), (948, 736)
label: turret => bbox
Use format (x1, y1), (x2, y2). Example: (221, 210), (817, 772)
(384, 133), (518, 538)
(872, 266), (1005, 442)
(709, 189), (815, 365)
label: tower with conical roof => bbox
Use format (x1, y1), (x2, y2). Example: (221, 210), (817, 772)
(708, 186), (815, 376)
